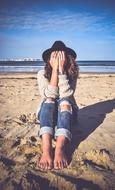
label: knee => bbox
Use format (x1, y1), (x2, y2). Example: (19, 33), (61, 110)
(59, 100), (72, 114)
(44, 98), (55, 103)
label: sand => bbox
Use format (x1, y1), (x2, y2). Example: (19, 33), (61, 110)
(0, 72), (115, 190)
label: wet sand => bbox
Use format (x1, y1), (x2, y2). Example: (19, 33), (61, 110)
(0, 73), (115, 190)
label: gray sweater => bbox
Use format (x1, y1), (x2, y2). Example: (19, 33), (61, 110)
(36, 69), (77, 115)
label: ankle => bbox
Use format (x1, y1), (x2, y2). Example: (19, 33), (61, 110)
(42, 143), (52, 153)
(41, 134), (52, 155)
(56, 136), (68, 147)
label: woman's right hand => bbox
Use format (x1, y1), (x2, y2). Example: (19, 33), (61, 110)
(49, 51), (59, 72)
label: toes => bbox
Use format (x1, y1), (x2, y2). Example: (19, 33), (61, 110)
(41, 162), (46, 170)
(38, 162), (43, 170)
(37, 158), (41, 168)
(54, 161), (64, 169)
(59, 161), (64, 169)
(54, 160), (68, 170)
(43, 162), (51, 171)
(43, 162), (47, 170)
(38, 160), (53, 171)
(38, 160), (42, 168)
(48, 162), (53, 170)
(54, 161), (59, 169)
(58, 161), (61, 169)
(38, 161), (46, 170)
(63, 161), (68, 168)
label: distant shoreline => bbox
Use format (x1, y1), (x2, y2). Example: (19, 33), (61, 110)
(0, 61), (115, 73)
(0, 60), (115, 66)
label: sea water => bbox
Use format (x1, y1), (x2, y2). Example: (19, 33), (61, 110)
(0, 61), (115, 73)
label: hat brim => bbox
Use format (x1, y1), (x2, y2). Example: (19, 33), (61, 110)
(42, 47), (77, 63)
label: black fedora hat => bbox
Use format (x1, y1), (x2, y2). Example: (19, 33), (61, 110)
(42, 41), (77, 63)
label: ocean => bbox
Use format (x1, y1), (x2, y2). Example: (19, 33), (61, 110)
(0, 61), (115, 73)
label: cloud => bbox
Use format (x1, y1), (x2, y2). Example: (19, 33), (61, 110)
(0, 9), (114, 33)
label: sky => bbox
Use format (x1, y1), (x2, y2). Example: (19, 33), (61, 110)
(0, 0), (115, 60)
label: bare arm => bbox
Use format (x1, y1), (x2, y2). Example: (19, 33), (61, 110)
(50, 69), (58, 87)
(49, 51), (59, 87)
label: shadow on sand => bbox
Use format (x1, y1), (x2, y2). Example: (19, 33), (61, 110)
(70, 98), (115, 159)
(51, 99), (115, 190)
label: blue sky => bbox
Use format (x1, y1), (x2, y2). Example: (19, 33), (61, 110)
(0, 0), (115, 60)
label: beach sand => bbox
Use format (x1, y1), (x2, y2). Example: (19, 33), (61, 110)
(0, 73), (115, 190)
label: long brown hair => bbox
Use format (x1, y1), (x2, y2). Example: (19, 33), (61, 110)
(44, 54), (79, 82)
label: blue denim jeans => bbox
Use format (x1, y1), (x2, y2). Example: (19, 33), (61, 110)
(38, 97), (78, 141)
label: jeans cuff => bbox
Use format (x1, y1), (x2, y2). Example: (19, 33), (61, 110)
(39, 126), (54, 137)
(55, 128), (72, 141)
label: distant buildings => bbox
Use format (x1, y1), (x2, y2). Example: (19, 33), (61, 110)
(0, 58), (41, 61)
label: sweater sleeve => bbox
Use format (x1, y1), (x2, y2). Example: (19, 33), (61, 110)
(58, 74), (77, 98)
(37, 70), (59, 99)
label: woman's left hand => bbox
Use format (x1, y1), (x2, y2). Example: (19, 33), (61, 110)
(58, 51), (66, 74)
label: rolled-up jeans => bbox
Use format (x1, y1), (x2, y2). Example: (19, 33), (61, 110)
(38, 97), (78, 141)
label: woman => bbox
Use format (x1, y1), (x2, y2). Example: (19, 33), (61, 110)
(37, 41), (79, 170)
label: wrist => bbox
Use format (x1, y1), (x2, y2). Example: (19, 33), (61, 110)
(52, 68), (59, 73)
(59, 67), (64, 73)
(59, 69), (65, 75)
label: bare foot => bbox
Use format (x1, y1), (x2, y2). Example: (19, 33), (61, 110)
(37, 134), (53, 170)
(54, 136), (68, 169)
(38, 152), (53, 170)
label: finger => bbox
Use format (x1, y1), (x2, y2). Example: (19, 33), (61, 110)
(58, 51), (61, 60)
(55, 51), (58, 59)
(56, 51), (59, 58)
(50, 52), (55, 59)
(59, 51), (62, 60)
(60, 51), (62, 60)
(58, 52), (61, 64)
(54, 51), (57, 59)
(61, 51), (64, 60)
(51, 51), (55, 57)
(62, 51), (65, 60)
